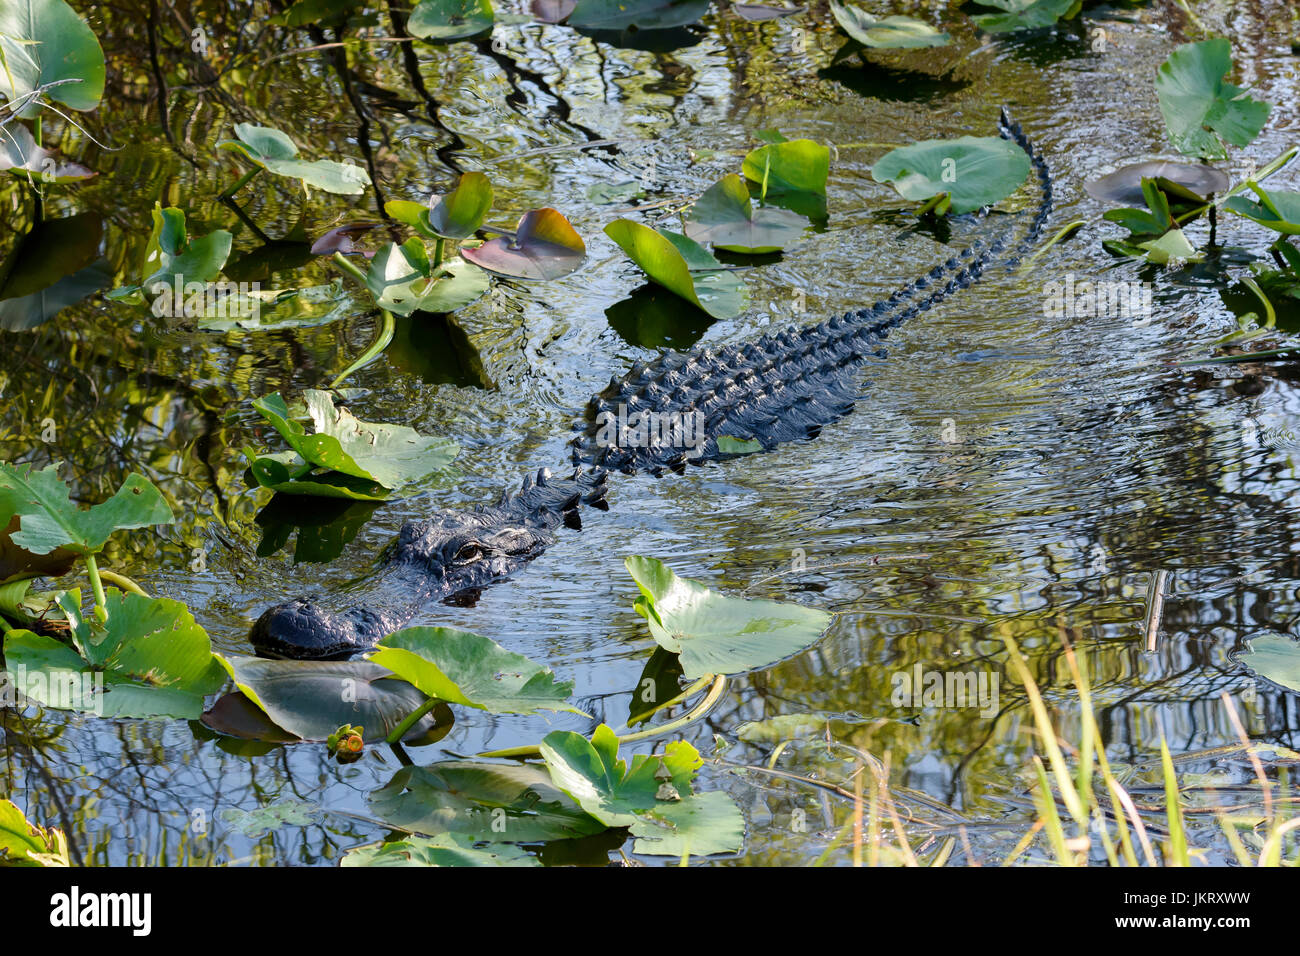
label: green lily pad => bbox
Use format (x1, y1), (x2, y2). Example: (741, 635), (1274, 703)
(343, 833), (541, 866)
(872, 135), (1030, 216)
(365, 241), (490, 315)
(1138, 228), (1203, 265)
(0, 0), (106, 118)
(741, 139), (829, 197)
(0, 799), (69, 867)
(427, 172), (494, 238)
(248, 389), (459, 496)
(0, 121), (95, 182)
(408, 0), (495, 41)
(625, 555), (832, 678)
(539, 725), (746, 856)
(461, 208), (586, 280)
(137, 204), (232, 289)
(1155, 39), (1271, 161)
(829, 3), (949, 49)
(213, 655), (442, 743)
(736, 713), (832, 743)
(604, 219), (747, 320)
(219, 123), (371, 195)
(683, 174), (807, 253)
(567, 0), (710, 31)
(369, 762), (605, 842)
(1234, 632), (1300, 694)
(220, 800), (320, 838)
(1225, 187), (1300, 236)
(3, 590), (226, 719)
(0, 213), (109, 332)
(0, 461), (172, 558)
(368, 626), (583, 715)
(969, 0), (1081, 33)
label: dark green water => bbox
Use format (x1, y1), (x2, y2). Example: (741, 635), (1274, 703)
(2, 0), (1299, 865)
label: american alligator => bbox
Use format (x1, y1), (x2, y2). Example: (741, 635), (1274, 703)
(250, 109), (1054, 660)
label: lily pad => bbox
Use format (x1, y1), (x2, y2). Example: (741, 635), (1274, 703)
(137, 204), (232, 289)
(1155, 39), (1271, 161)
(461, 208), (586, 280)
(343, 833), (541, 866)
(567, 0), (710, 31)
(683, 174), (807, 253)
(1138, 228), (1203, 266)
(733, 4), (803, 21)
(219, 123), (371, 195)
(629, 789), (745, 857)
(604, 219), (747, 320)
(625, 555), (832, 678)
(1234, 632), (1300, 694)
(0, 799), (69, 867)
(0, 0), (106, 117)
(741, 139), (829, 197)
(368, 626), (583, 715)
(736, 712), (831, 743)
(872, 135), (1030, 216)
(0, 213), (109, 331)
(829, 3), (949, 49)
(0, 122), (95, 182)
(249, 389), (459, 497)
(427, 171), (494, 238)
(220, 800), (320, 837)
(3, 590), (226, 719)
(369, 762), (605, 842)
(1085, 161), (1229, 206)
(213, 655), (443, 742)
(0, 461), (172, 558)
(310, 222), (381, 256)
(365, 240), (490, 315)
(968, 0), (1081, 33)
(408, 0), (495, 41)
(1225, 187), (1300, 236)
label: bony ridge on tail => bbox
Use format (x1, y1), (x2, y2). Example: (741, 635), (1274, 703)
(250, 108), (1053, 660)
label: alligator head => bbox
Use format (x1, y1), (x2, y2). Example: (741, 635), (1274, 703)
(249, 506), (560, 660)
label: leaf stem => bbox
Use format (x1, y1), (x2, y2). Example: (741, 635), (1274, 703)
(432, 237), (445, 270)
(330, 308), (396, 388)
(83, 553), (108, 622)
(97, 569), (149, 598)
(386, 696), (442, 744)
(330, 251), (368, 288)
(219, 166), (263, 199)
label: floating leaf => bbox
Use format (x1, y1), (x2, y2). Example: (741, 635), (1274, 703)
(829, 3), (949, 49)
(683, 174), (807, 253)
(532, 0), (577, 22)
(310, 221), (381, 255)
(736, 713), (831, 743)
(1085, 161), (1229, 206)
(137, 204), (232, 289)
(427, 172), (494, 238)
(248, 389), (459, 497)
(567, 0), (710, 31)
(0, 122), (95, 182)
(1234, 632), (1300, 694)
(461, 208), (586, 280)
(625, 555), (832, 678)
(604, 219), (746, 320)
(968, 0), (1081, 33)
(365, 241), (490, 315)
(733, 4), (803, 21)
(369, 762), (605, 842)
(0, 0), (106, 117)
(343, 833), (541, 866)
(0, 213), (109, 332)
(0, 800), (69, 867)
(3, 590), (226, 719)
(872, 135), (1030, 216)
(220, 800), (320, 837)
(630, 789), (745, 856)
(741, 139), (829, 197)
(219, 123), (371, 195)
(0, 462), (172, 557)
(1155, 39), (1271, 161)
(1138, 228), (1203, 265)
(368, 626), (582, 715)
(408, 0), (495, 41)
(1225, 187), (1300, 236)
(213, 656), (443, 742)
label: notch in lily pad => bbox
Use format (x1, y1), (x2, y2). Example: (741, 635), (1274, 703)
(872, 135), (1030, 216)
(246, 389), (459, 500)
(683, 174), (808, 254)
(829, 2), (949, 49)
(386, 171), (494, 241)
(219, 123), (371, 196)
(605, 219), (747, 320)
(1155, 39), (1271, 161)
(625, 555), (832, 678)
(462, 208), (586, 280)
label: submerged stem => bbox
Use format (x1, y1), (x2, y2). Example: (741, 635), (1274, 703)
(386, 696), (442, 745)
(219, 166), (263, 199)
(83, 554), (108, 622)
(330, 308), (396, 388)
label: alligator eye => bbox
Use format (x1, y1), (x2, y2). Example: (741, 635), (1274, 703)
(455, 543), (485, 562)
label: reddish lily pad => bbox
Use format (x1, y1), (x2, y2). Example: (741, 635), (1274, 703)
(462, 208), (586, 280)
